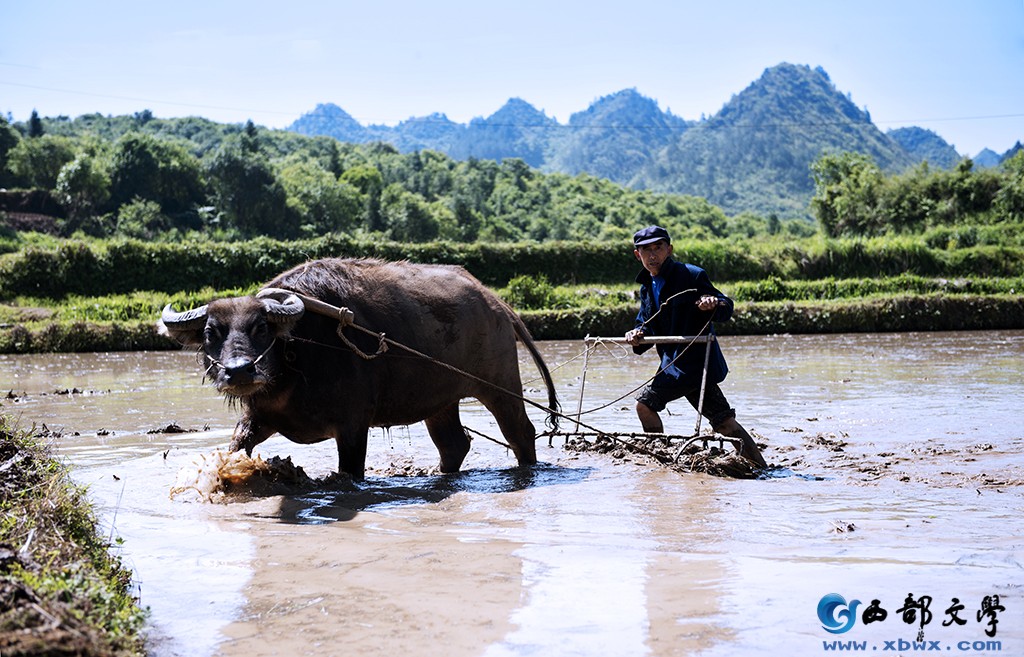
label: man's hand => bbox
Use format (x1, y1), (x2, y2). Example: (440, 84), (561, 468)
(696, 295), (720, 311)
(625, 329), (645, 346)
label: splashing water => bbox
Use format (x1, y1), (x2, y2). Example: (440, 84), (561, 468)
(170, 450), (315, 502)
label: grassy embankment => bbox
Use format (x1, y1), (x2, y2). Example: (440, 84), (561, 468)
(0, 416), (147, 656)
(0, 234), (1022, 353)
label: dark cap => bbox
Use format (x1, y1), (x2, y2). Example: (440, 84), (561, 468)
(633, 225), (671, 247)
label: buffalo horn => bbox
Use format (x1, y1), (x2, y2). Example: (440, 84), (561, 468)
(256, 288), (306, 324)
(160, 304), (209, 330)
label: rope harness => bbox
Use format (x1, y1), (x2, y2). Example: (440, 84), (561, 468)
(285, 293), (390, 360)
(284, 291), (555, 415)
(275, 290), (735, 464)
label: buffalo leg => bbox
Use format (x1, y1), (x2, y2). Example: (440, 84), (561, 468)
(229, 414), (274, 456)
(424, 402), (471, 473)
(479, 395), (538, 467)
(335, 431), (369, 481)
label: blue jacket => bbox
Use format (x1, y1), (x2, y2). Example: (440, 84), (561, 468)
(633, 258), (733, 388)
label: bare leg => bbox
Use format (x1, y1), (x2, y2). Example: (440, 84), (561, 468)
(228, 414), (274, 456)
(713, 416), (767, 468)
(636, 401), (664, 433)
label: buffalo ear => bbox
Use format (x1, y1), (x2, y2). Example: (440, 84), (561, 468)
(158, 322), (206, 347)
(159, 304), (208, 347)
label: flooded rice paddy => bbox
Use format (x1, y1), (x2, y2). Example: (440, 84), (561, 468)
(2, 331), (1022, 656)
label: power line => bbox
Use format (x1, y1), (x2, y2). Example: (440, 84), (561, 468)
(873, 113), (1024, 126)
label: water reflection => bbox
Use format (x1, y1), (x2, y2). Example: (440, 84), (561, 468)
(278, 463), (595, 524)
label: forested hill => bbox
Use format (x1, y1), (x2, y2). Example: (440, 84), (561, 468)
(887, 126), (962, 169)
(633, 64), (917, 216)
(547, 89), (690, 184)
(288, 63), (1009, 218)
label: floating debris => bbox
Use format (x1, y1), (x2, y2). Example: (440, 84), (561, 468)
(803, 433), (848, 452)
(372, 458), (436, 477)
(831, 520), (857, 533)
(147, 423), (205, 435)
(2, 388), (110, 402)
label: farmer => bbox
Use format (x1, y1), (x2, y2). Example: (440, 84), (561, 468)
(624, 225), (767, 467)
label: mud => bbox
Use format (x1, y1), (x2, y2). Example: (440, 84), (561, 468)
(563, 434), (762, 479)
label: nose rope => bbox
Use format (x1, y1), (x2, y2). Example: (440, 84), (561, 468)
(205, 339), (277, 371)
(252, 339), (277, 365)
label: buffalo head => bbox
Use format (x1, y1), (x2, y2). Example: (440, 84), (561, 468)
(160, 289), (305, 397)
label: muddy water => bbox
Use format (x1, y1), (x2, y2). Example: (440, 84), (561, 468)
(3, 331), (1022, 656)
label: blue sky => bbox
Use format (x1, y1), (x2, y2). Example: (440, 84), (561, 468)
(1, 0), (1022, 157)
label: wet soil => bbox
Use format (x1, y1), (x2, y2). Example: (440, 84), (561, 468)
(563, 433), (762, 479)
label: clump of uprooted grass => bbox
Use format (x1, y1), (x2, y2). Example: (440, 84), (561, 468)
(0, 415), (147, 656)
(169, 449), (323, 502)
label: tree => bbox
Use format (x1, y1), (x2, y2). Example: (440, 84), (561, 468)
(949, 158), (1000, 217)
(277, 156), (361, 235)
(380, 183), (438, 241)
(117, 198), (168, 239)
(109, 133), (159, 206)
(207, 145), (297, 237)
(109, 132), (206, 219)
(438, 194), (481, 242)
(241, 119), (260, 154)
(0, 116), (21, 187)
(28, 110), (44, 138)
(340, 164), (385, 231)
(994, 150), (1024, 222)
(453, 158), (499, 216)
(810, 152), (884, 236)
(55, 154), (111, 224)
(6, 135), (77, 189)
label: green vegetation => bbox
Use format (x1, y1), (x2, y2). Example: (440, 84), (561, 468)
(1, 104), (1023, 352)
(811, 151), (1024, 238)
(4, 96), (1021, 246)
(0, 256), (1019, 352)
(0, 416), (147, 655)
(0, 110), (814, 243)
(488, 273), (1024, 336)
(2, 233), (1022, 301)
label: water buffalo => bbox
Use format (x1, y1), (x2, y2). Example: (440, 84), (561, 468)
(160, 258), (559, 480)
